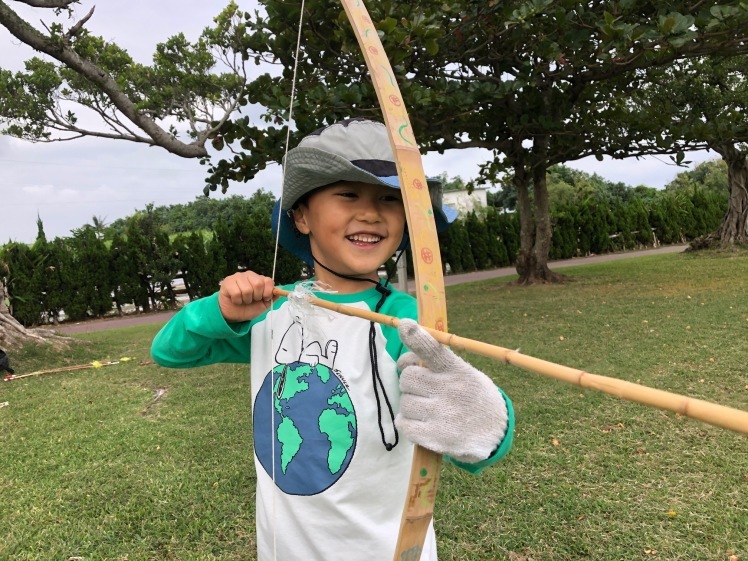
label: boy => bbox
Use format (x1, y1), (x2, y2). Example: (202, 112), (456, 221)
(151, 118), (514, 561)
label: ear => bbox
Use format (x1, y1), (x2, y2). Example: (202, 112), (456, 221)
(292, 205), (311, 235)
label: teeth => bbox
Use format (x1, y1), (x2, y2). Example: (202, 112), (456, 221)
(348, 234), (381, 243)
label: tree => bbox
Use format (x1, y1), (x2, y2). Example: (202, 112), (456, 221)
(67, 226), (113, 318)
(666, 159), (728, 193)
(87, 215), (108, 240)
(109, 232), (146, 314)
(0, 0), (248, 158)
(0, 229), (70, 348)
(209, 0), (748, 284)
(124, 206), (180, 311)
(632, 57), (748, 247)
(44, 237), (70, 324)
(0, 258), (56, 347)
(465, 211), (492, 269)
(484, 208), (510, 267)
(436, 173), (467, 192)
(2, 241), (44, 326)
(440, 219), (475, 274)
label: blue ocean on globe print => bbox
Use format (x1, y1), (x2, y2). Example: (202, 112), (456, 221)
(253, 362), (357, 495)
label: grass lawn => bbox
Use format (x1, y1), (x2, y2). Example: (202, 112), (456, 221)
(1, 250), (747, 560)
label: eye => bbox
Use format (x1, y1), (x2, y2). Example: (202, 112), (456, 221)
(381, 194), (403, 203)
(336, 191), (358, 199)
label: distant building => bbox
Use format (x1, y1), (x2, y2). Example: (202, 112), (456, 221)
(442, 187), (488, 217)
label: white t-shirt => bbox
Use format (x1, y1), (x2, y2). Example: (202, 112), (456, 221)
(248, 283), (437, 561)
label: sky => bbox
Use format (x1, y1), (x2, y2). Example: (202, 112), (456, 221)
(0, 1), (717, 244)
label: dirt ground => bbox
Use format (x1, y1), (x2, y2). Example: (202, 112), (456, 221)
(51, 244), (687, 335)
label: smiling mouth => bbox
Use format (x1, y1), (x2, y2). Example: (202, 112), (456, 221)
(347, 234), (383, 244)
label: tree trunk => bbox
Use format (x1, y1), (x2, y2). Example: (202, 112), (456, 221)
(0, 280), (71, 350)
(689, 143), (748, 250)
(515, 138), (567, 285)
(715, 145), (748, 243)
(514, 153), (536, 280)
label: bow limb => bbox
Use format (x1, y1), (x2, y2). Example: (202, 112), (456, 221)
(339, 1), (448, 559)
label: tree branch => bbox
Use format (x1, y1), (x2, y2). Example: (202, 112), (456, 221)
(0, 0), (209, 158)
(63, 4), (92, 41)
(13, 0), (77, 7)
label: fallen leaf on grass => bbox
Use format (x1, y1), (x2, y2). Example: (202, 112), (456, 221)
(603, 423), (624, 434)
(552, 439), (560, 446)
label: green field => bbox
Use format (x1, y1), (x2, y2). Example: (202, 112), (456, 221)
(1, 251), (747, 560)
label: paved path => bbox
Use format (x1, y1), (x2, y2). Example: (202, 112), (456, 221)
(442, 243), (686, 286)
(54, 244), (687, 335)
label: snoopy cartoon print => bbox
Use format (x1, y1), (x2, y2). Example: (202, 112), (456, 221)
(275, 315), (338, 370)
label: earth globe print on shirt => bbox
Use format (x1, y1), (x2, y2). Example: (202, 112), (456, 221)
(254, 362), (358, 495)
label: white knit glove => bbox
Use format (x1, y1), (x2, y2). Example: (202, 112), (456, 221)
(396, 319), (509, 464)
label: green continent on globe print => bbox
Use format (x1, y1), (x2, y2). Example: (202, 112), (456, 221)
(253, 362), (358, 495)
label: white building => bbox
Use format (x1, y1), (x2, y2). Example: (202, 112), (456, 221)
(442, 187), (488, 217)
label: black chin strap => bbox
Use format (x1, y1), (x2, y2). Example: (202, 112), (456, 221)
(310, 251), (406, 451)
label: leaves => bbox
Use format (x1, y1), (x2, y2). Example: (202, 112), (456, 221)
(0, 1), (249, 156)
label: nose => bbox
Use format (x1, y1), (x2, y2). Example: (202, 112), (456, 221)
(354, 199), (382, 223)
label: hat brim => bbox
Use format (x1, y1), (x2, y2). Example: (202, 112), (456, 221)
(272, 195), (457, 267)
(282, 147), (445, 211)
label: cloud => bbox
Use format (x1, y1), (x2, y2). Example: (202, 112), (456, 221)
(568, 151), (717, 188)
(422, 146), (717, 190)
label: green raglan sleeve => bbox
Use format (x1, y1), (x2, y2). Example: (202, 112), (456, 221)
(445, 390), (515, 474)
(151, 292), (253, 368)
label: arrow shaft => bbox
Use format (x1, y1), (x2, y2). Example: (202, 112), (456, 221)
(273, 287), (748, 435)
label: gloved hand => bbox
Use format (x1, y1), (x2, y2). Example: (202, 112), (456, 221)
(396, 319), (509, 464)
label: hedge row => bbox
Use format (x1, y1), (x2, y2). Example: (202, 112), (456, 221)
(1, 203), (303, 326)
(437, 186), (725, 275)
(1, 187), (726, 326)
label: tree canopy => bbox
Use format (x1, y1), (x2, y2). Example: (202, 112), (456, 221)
(4, 0), (748, 282)
(0, 0), (248, 157)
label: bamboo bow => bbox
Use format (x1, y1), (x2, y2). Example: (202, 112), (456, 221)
(338, 1), (449, 558)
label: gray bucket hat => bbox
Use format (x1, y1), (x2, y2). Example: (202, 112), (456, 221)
(272, 118), (457, 265)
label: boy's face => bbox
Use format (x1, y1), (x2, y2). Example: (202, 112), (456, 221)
(293, 181), (406, 291)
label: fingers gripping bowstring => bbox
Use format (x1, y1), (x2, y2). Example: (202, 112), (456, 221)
(268, 2), (306, 560)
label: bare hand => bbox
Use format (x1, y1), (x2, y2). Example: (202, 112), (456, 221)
(218, 271), (276, 323)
